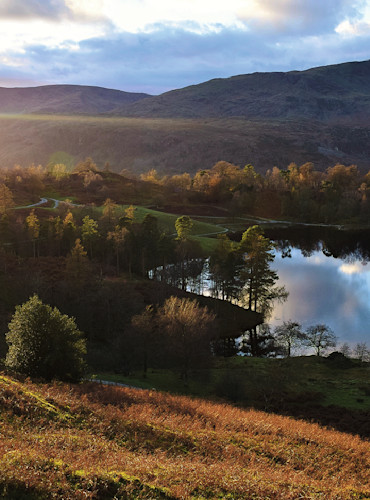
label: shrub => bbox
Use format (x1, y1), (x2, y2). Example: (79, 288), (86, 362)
(5, 295), (86, 381)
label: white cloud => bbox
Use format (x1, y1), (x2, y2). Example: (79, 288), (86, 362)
(0, 0), (369, 92)
(336, 19), (370, 36)
(237, 0), (368, 35)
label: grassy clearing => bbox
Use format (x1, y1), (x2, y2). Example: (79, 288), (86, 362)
(129, 205), (227, 236)
(87, 203), (224, 252)
(94, 356), (370, 412)
(0, 372), (369, 499)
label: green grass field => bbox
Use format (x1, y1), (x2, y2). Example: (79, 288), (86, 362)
(94, 355), (370, 412)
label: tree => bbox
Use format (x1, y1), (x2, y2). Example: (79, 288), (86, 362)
(0, 184), (15, 214)
(353, 342), (370, 362)
(274, 320), (304, 357)
(303, 324), (337, 356)
(102, 198), (118, 225)
(5, 295), (86, 381)
(124, 205), (136, 222)
(107, 225), (129, 275)
(131, 305), (156, 375)
(240, 323), (280, 357)
(238, 225), (287, 316)
(157, 296), (216, 381)
(175, 215), (193, 240)
(209, 234), (239, 301)
(338, 342), (352, 358)
(62, 211), (76, 252)
(49, 163), (69, 181)
(26, 209), (40, 258)
(81, 215), (99, 258)
(65, 239), (91, 289)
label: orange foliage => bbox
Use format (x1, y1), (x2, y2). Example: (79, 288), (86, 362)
(0, 374), (369, 498)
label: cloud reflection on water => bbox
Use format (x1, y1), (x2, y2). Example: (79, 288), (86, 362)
(271, 248), (370, 344)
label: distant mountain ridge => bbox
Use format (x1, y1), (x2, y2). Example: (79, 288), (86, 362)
(0, 84), (150, 115)
(0, 60), (369, 121)
(121, 60), (370, 122)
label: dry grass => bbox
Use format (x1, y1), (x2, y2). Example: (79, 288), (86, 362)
(0, 373), (369, 498)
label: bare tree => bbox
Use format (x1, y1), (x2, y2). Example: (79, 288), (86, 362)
(353, 342), (370, 362)
(274, 320), (304, 357)
(304, 324), (337, 356)
(338, 342), (352, 358)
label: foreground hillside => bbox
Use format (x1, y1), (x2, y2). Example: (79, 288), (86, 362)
(0, 374), (369, 499)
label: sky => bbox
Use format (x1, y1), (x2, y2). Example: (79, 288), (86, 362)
(0, 0), (369, 94)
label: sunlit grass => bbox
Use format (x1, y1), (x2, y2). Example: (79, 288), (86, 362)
(0, 372), (369, 498)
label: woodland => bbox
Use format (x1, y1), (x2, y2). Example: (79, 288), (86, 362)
(0, 156), (369, 498)
(0, 158), (369, 432)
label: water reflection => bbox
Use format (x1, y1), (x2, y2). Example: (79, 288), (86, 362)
(271, 247), (370, 345)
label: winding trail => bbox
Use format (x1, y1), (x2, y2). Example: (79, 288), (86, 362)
(15, 197), (80, 210)
(15, 197), (48, 209)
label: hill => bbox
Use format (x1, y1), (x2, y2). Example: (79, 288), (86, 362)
(0, 373), (369, 499)
(122, 60), (370, 122)
(0, 113), (367, 175)
(0, 61), (369, 174)
(0, 85), (149, 115)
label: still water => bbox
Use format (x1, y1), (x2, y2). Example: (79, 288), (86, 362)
(268, 228), (370, 346)
(154, 226), (370, 346)
(230, 224), (370, 345)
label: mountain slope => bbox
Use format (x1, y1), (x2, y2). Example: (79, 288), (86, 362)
(1, 114), (365, 174)
(122, 60), (370, 121)
(0, 61), (369, 174)
(0, 373), (369, 499)
(0, 84), (150, 115)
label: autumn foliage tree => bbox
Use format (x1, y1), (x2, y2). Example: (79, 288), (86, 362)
(0, 184), (14, 214)
(157, 296), (216, 381)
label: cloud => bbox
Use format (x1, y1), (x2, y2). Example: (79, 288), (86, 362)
(0, 2), (370, 94)
(4, 21), (367, 93)
(237, 0), (367, 35)
(1, 27), (278, 92)
(0, 0), (69, 20)
(0, 0), (108, 23)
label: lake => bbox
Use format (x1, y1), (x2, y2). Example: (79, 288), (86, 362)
(271, 246), (370, 345)
(154, 225), (370, 347)
(265, 225), (370, 346)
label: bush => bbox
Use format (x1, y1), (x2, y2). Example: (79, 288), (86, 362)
(326, 351), (354, 369)
(5, 295), (86, 381)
